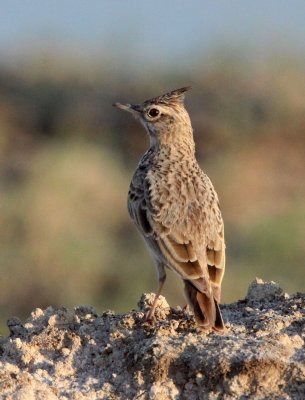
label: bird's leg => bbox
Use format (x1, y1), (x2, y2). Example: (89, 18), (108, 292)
(145, 264), (166, 323)
(145, 276), (166, 323)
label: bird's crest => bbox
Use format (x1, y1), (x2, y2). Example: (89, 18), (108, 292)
(145, 86), (191, 107)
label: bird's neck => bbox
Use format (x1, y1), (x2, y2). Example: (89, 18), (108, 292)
(149, 137), (196, 165)
(149, 126), (195, 158)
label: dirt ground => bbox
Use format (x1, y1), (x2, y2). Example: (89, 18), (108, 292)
(0, 278), (304, 399)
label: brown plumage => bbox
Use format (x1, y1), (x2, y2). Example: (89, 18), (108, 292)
(113, 87), (226, 333)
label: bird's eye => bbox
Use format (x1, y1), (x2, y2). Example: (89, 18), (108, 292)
(147, 108), (160, 118)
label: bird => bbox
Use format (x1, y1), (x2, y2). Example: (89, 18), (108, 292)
(113, 87), (226, 333)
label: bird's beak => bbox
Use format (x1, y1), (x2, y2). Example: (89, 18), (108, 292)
(113, 103), (142, 115)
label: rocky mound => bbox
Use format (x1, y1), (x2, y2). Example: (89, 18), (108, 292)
(0, 279), (304, 399)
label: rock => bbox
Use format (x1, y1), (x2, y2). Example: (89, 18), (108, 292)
(137, 292), (170, 311)
(246, 277), (286, 302)
(0, 279), (304, 399)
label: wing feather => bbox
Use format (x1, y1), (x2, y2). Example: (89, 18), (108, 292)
(128, 160), (225, 294)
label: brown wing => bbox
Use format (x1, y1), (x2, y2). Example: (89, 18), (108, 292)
(150, 216), (225, 299)
(129, 170), (225, 295)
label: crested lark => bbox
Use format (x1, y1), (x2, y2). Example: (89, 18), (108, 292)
(113, 87), (225, 332)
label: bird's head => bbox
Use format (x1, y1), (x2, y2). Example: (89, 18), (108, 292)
(113, 87), (193, 148)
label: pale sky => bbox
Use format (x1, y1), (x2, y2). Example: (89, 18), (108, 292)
(1, 1), (305, 64)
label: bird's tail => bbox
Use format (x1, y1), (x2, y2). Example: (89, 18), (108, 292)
(184, 280), (225, 333)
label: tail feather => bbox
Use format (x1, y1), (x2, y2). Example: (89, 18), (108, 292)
(184, 280), (225, 333)
(213, 297), (225, 333)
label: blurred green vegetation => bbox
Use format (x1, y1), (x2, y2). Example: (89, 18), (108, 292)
(0, 51), (305, 334)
